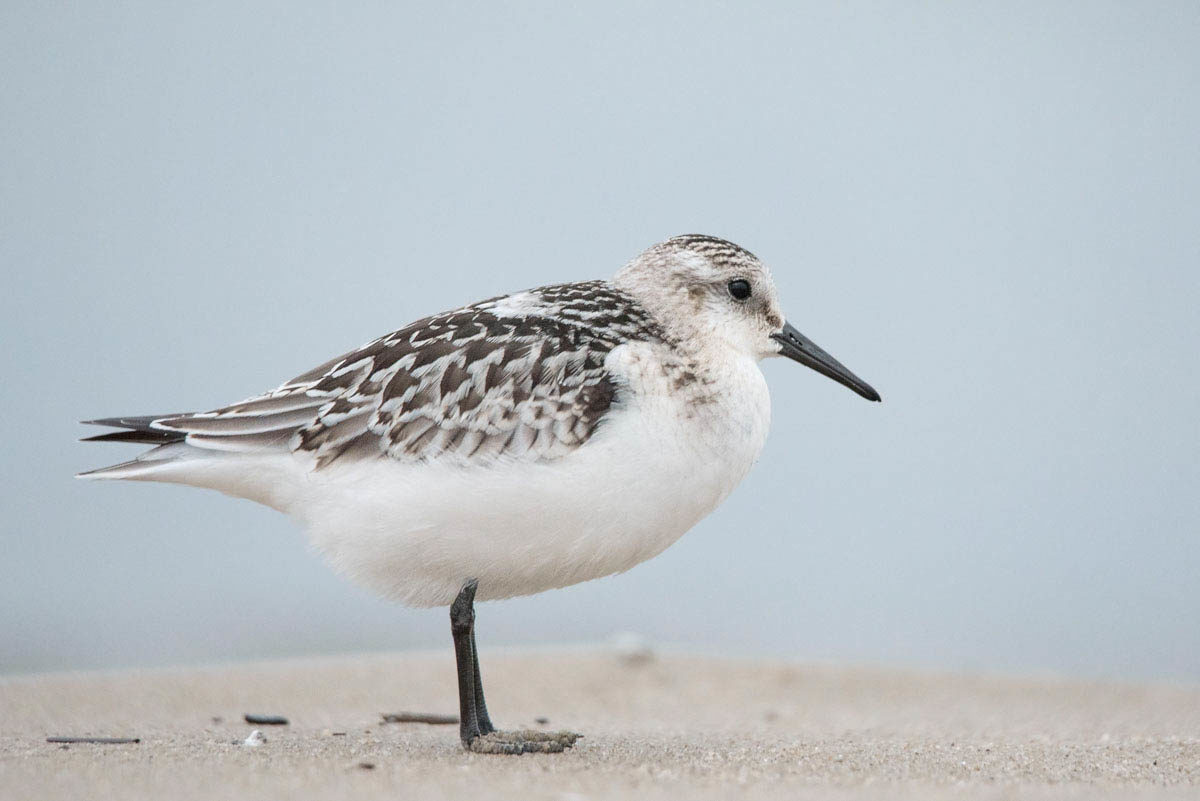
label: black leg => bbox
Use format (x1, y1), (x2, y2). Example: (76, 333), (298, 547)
(471, 630), (495, 735)
(448, 578), (581, 754)
(450, 579), (481, 745)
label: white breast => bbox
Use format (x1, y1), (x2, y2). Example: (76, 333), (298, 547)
(294, 342), (772, 607)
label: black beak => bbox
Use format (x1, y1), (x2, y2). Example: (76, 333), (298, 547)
(771, 321), (881, 402)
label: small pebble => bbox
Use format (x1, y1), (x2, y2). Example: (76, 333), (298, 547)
(243, 730), (266, 747)
(535, 717), (550, 725)
(357, 762), (376, 770)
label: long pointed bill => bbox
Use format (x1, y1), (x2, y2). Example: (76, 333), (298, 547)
(771, 321), (881, 402)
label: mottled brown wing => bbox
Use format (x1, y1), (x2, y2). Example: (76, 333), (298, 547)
(141, 281), (663, 468)
(292, 308), (621, 467)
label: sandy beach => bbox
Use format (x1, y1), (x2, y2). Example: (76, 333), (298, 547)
(1, 649), (1197, 800)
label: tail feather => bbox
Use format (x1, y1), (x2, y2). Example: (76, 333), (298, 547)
(78, 414), (192, 478)
(77, 436), (302, 512)
(77, 414), (304, 513)
(77, 458), (167, 480)
(81, 429), (185, 445)
(76, 441), (192, 480)
(82, 415), (187, 430)
(81, 415), (188, 444)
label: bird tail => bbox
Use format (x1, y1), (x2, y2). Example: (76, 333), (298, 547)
(77, 415), (191, 480)
(77, 413), (309, 514)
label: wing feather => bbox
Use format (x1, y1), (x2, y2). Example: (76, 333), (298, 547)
(154, 406), (321, 436)
(84, 281), (663, 470)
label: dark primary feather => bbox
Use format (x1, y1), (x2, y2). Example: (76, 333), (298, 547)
(81, 416), (186, 444)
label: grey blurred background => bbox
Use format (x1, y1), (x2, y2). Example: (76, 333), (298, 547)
(3, 2), (1197, 680)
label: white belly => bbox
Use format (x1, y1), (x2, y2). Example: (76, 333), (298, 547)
(294, 347), (772, 607)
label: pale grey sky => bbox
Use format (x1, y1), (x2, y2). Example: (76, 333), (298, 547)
(3, 1), (1197, 679)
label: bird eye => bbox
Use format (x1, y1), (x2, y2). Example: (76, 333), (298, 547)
(727, 279), (752, 300)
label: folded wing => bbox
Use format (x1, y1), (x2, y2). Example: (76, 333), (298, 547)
(81, 282), (655, 474)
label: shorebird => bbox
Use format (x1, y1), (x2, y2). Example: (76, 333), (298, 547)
(80, 234), (880, 754)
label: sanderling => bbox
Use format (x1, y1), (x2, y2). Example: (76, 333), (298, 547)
(80, 234), (879, 754)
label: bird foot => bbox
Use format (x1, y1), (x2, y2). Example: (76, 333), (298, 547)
(466, 729), (581, 754)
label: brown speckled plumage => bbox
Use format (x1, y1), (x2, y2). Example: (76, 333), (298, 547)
(138, 281), (670, 468)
